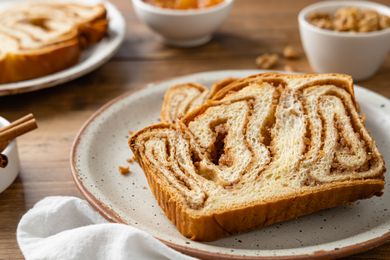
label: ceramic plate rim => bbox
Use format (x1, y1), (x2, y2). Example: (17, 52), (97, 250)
(0, 0), (126, 96)
(70, 70), (390, 259)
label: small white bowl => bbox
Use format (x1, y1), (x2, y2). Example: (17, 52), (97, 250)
(131, 0), (233, 47)
(0, 117), (20, 193)
(298, 1), (390, 81)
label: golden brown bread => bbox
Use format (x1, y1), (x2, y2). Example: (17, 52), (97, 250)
(0, 1), (108, 84)
(160, 78), (236, 123)
(21, 2), (108, 47)
(130, 73), (386, 241)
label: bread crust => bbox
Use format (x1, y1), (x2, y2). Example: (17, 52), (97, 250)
(160, 78), (237, 123)
(74, 3), (108, 48)
(145, 162), (382, 241)
(130, 73), (385, 241)
(212, 73), (355, 101)
(0, 39), (80, 84)
(161, 83), (208, 123)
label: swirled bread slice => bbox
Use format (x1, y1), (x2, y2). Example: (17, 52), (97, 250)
(130, 73), (385, 241)
(10, 1), (108, 47)
(0, 1), (108, 84)
(161, 78), (236, 123)
(0, 20), (80, 84)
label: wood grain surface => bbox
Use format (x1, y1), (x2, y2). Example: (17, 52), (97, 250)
(0, 0), (389, 259)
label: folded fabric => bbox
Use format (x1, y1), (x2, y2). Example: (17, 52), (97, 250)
(17, 196), (196, 260)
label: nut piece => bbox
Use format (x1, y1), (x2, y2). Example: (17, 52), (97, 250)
(333, 7), (360, 31)
(307, 12), (334, 30)
(119, 166), (130, 175)
(283, 46), (300, 59)
(255, 54), (279, 69)
(307, 7), (390, 32)
(358, 9), (380, 32)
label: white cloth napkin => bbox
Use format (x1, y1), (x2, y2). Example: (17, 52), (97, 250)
(17, 196), (196, 260)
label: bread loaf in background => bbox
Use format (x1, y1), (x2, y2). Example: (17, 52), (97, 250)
(0, 1), (108, 84)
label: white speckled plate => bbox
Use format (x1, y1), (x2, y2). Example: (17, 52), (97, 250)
(71, 70), (390, 259)
(0, 0), (125, 96)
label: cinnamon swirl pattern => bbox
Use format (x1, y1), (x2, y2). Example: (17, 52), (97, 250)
(160, 78), (236, 123)
(130, 73), (385, 241)
(0, 1), (108, 84)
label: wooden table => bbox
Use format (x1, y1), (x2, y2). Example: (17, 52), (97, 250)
(0, 0), (389, 259)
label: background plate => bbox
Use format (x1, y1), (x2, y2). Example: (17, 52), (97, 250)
(0, 0), (125, 96)
(71, 70), (390, 259)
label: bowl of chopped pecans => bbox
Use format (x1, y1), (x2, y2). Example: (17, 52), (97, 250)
(298, 1), (390, 80)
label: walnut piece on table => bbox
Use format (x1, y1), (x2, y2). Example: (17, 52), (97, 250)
(255, 53), (279, 69)
(283, 45), (300, 59)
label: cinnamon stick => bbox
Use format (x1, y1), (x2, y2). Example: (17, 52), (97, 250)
(0, 118), (37, 142)
(0, 114), (34, 134)
(0, 114), (38, 151)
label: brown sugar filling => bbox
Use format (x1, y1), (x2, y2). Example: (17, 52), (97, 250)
(24, 17), (51, 31)
(208, 119), (232, 167)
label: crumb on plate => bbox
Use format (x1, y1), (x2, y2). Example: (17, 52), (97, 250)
(127, 156), (137, 164)
(119, 166), (130, 175)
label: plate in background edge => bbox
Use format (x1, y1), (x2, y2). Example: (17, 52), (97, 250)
(0, 0), (125, 96)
